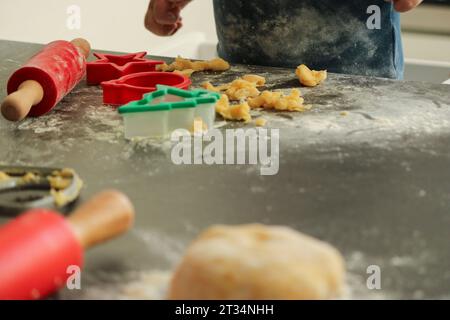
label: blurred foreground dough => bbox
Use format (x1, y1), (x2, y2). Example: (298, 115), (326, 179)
(169, 224), (345, 300)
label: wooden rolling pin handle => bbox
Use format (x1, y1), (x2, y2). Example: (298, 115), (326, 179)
(71, 38), (91, 59)
(1, 80), (44, 121)
(68, 190), (135, 250)
(0, 38), (90, 122)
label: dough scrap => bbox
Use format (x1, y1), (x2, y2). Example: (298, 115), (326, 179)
(296, 64), (327, 87)
(50, 169), (83, 208)
(248, 89), (311, 112)
(202, 75), (266, 101)
(48, 168), (75, 190)
(242, 74), (266, 86)
(216, 94), (252, 123)
(190, 117), (209, 134)
(207, 58), (231, 71)
(173, 69), (195, 78)
(169, 224), (346, 300)
(225, 79), (261, 101)
(157, 57), (230, 74)
(201, 82), (230, 93)
(202, 82), (219, 92)
(157, 62), (170, 72)
(0, 171), (10, 182)
(254, 118), (267, 127)
(20, 172), (40, 184)
(51, 189), (70, 208)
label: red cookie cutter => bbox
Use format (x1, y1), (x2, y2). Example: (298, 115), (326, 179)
(86, 52), (164, 85)
(101, 72), (192, 106)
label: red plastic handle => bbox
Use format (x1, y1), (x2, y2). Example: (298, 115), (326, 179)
(0, 210), (83, 300)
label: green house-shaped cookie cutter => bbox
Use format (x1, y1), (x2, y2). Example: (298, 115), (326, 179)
(118, 85), (221, 139)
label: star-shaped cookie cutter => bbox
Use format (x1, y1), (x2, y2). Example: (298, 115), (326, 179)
(86, 52), (164, 85)
(118, 85), (221, 139)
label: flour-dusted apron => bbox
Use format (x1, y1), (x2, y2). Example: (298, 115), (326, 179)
(213, 0), (404, 79)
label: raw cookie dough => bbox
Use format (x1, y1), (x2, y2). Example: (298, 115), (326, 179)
(242, 74), (266, 86)
(157, 57), (230, 74)
(50, 189), (74, 208)
(254, 118), (267, 127)
(169, 224), (345, 300)
(296, 64), (327, 87)
(202, 75), (266, 101)
(215, 95), (252, 123)
(190, 117), (209, 134)
(0, 171), (10, 182)
(173, 69), (195, 78)
(48, 168), (75, 190)
(202, 82), (230, 92)
(248, 89), (311, 112)
(225, 79), (260, 101)
(50, 168), (83, 208)
(20, 172), (40, 184)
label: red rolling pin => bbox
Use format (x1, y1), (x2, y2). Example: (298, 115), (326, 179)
(1, 38), (91, 121)
(0, 190), (134, 300)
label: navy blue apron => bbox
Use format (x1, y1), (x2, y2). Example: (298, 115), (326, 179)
(213, 0), (404, 79)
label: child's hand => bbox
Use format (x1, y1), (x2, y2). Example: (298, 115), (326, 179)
(145, 0), (191, 36)
(389, 0), (423, 12)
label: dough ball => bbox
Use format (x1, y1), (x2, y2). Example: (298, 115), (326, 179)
(169, 224), (345, 300)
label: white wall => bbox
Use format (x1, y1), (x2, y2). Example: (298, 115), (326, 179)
(0, 0), (218, 59)
(402, 5), (450, 64)
(1, 1), (449, 65)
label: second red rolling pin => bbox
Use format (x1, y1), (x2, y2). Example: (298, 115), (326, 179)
(0, 190), (134, 300)
(1, 38), (90, 121)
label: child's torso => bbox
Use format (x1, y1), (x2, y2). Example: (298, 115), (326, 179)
(213, 0), (403, 79)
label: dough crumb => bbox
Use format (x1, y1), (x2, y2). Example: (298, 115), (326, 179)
(296, 64), (327, 87)
(51, 189), (69, 208)
(173, 69), (195, 78)
(59, 168), (75, 178)
(21, 172), (40, 184)
(202, 74), (266, 101)
(225, 79), (260, 101)
(208, 58), (231, 71)
(48, 168), (75, 190)
(216, 95), (252, 123)
(48, 176), (71, 190)
(242, 74), (266, 86)
(157, 57), (230, 74)
(248, 89), (310, 112)
(190, 117), (208, 134)
(0, 171), (10, 182)
(50, 170), (83, 208)
(169, 224), (346, 300)
(254, 118), (267, 127)
(202, 81), (221, 92)
(157, 62), (170, 72)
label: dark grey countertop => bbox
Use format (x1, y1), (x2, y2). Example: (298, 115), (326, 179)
(1, 40), (449, 299)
